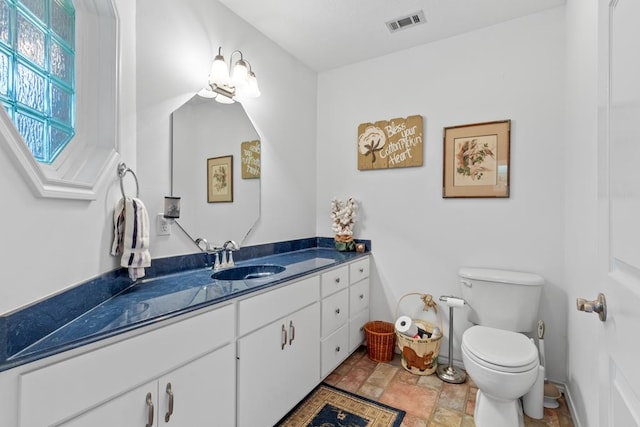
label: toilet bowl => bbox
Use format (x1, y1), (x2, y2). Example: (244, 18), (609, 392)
(462, 325), (540, 427)
(458, 267), (545, 426)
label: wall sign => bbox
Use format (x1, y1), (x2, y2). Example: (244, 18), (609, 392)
(357, 115), (423, 170)
(241, 140), (260, 179)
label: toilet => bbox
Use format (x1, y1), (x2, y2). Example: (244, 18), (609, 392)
(459, 267), (544, 427)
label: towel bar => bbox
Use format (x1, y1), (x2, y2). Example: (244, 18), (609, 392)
(117, 162), (140, 199)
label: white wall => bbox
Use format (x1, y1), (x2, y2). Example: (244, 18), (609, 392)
(316, 8), (568, 382)
(0, 0), (317, 315)
(136, 0), (318, 258)
(0, 0), (136, 315)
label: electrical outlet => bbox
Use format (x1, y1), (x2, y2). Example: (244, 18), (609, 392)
(156, 214), (171, 236)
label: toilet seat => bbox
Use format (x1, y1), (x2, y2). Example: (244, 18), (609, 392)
(462, 326), (538, 373)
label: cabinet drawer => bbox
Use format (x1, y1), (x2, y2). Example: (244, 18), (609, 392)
(238, 275), (319, 336)
(350, 278), (370, 315)
(321, 325), (349, 378)
(321, 265), (349, 297)
(349, 257), (370, 284)
(321, 289), (348, 337)
(19, 304), (235, 427)
(349, 309), (370, 353)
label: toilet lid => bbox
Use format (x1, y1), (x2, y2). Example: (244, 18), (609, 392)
(462, 326), (539, 373)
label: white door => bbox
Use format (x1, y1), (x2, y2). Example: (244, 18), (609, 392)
(595, 0), (640, 425)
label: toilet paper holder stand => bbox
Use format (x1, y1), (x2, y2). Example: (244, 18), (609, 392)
(436, 295), (467, 384)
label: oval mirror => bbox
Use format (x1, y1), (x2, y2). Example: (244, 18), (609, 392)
(171, 95), (260, 248)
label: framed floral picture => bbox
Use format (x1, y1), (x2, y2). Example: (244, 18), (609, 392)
(207, 155), (233, 203)
(443, 120), (510, 198)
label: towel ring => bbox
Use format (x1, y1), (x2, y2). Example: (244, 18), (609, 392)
(117, 162), (140, 199)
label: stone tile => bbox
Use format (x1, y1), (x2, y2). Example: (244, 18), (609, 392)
(465, 387), (477, 416)
(355, 354), (379, 371)
(418, 374), (444, 391)
(358, 382), (385, 400)
(401, 414), (428, 427)
(394, 368), (421, 385)
(379, 380), (439, 420)
(367, 363), (400, 388)
(438, 382), (469, 412)
(431, 406), (463, 427)
(336, 366), (370, 393)
(320, 347), (574, 427)
(323, 371), (341, 386)
(460, 415), (475, 427)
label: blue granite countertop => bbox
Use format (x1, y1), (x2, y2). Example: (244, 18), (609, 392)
(0, 238), (369, 372)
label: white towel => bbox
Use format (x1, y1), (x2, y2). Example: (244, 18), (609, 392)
(111, 197), (151, 280)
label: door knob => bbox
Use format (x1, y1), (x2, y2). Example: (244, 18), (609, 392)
(576, 293), (607, 322)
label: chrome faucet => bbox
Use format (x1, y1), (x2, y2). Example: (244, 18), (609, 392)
(195, 237), (210, 251)
(222, 240), (239, 251)
(215, 240), (239, 270)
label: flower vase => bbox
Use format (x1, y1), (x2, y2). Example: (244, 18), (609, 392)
(334, 235), (356, 252)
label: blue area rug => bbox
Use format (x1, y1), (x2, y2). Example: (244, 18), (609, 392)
(276, 383), (405, 427)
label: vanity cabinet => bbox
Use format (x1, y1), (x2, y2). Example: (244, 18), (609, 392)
(320, 258), (370, 378)
(236, 275), (321, 427)
(17, 304), (235, 427)
(1, 254), (371, 427)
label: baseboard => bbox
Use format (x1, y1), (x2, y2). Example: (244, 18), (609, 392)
(550, 381), (583, 427)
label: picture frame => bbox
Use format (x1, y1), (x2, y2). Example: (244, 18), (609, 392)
(443, 120), (510, 198)
(207, 155), (233, 203)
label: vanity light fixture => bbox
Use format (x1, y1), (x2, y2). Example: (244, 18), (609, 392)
(198, 47), (261, 103)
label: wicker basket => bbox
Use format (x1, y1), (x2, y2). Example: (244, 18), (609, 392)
(395, 293), (443, 375)
(364, 320), (396, 362)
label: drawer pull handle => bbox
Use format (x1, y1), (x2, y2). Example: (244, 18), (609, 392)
(335, 277), (341, 283)
(335, 346), (341, 353)
(281, 324), (287, 350)
(359, 326), (364, 332)
(164, 382), (174, 422)
(145, 392), (154, 427)
(359, 294), (364, 299)
(359, 268), (364, 273)
(289, 320), (296, 345)
(335, 308), (341, 315)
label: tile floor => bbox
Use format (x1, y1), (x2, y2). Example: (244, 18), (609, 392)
(323, 346), (575, 427)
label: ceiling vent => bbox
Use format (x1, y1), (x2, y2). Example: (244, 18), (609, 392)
(386, 10), (426, 33)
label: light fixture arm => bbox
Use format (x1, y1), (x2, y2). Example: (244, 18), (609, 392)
(202, 46), (260, 103)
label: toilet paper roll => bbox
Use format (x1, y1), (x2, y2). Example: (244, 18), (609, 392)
(395, 316), (419, 337)
(443, 297), (465, 308)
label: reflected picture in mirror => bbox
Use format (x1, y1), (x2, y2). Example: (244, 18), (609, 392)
(171, 96), (261, 248)
(207, 155), (233, 203)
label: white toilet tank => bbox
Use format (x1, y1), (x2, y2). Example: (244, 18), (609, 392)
(459, 267), (544, 333)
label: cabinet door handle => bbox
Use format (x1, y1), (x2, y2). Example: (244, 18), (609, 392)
(145, 392), (154, 427)
(335, 308), (341, 315)
(335, 346), (341, 353)
(289, 320), (295, 345)
(164, 382), (174, 422)
(281, 324), (287, 350)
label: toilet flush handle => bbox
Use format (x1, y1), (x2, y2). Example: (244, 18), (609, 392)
(461, 280), (472, 288)
(576, 293), (607, 322)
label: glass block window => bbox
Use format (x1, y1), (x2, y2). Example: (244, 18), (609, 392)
(0, 0), (75, 164)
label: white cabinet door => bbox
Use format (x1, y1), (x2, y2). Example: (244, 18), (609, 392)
(60, 346), (235, 427)
(60, 381), (157, 427)
(237, 302), (320, 427)
(158, 345), (235, 426)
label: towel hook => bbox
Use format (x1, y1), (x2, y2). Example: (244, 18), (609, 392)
(117, 162), (140, 199)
